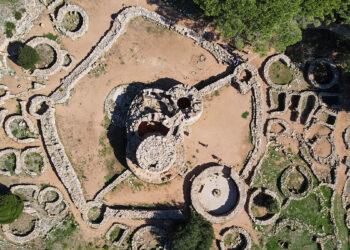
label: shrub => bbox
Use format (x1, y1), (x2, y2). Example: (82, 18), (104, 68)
(234, 36), (245, 51)
(169, 212), (214, 250)
(14, 11), (22, 20)
(17, 45), (41, 70)
(0, 191), (24, 224)
(5, 22), (15, 38)
(43, 33), (59, 42)
(241, 111), (249, 119)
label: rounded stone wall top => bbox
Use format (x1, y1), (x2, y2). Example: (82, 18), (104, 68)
(136, 134), (176, 174)
(191, 165), (246, 223)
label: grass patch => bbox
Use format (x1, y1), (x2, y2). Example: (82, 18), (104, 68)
(62, 12), (81, 32)
(45, 215), (78, 250)
(269, 60), (293, 85)
(43, 32), (59, 42)
(241, 111), (249, 119)
(24, 152), (44, 174)
(333, 194), (350, 249)
(280, 187), (334, 235)
(0, 153), (16, 175)
(9, 118), (35, 139)
(5, 21), (15, 38)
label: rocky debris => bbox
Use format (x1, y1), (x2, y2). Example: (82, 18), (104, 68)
(52, 4), (89, 40)
(307, 58), (339, 89)
(38, 186), (68, 217)
(40, 0), (63, 11)
(265, 118), (291, 139)
(191, 165), (246, 223)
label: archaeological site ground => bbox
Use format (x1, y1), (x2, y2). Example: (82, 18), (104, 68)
(0, 0), (349, 249)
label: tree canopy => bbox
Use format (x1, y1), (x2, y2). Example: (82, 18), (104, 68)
(0, 191), (24, 224)
(168, 212), (214, 250)
(193, 0), (350, 52)
(17, 45), (41, 71)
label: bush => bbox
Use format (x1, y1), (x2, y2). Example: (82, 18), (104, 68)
(43, 33), (59, 42)
(169, 212), (214, 250)
(17, 45), (41, 70)
(5, 22), (15, 38)
(14, 11), (22, 20)
(0, 191), (24, 224)
(234, 36), (245, 51)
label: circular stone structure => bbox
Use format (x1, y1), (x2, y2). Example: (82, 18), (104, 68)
(263, 54), (294, 89)
(166, 83), (203, 125)
(248, 188), (281, 225)
(280, 165), (312, 200)
(136, 134), (176, 173)
(131, 225), (169, 250)
(191, 165), (247, 223)
(26, 37), (64, 77)
(54, 4), (89, 40)
(307, 58), (339, 89)
(220, 226), (252, 250)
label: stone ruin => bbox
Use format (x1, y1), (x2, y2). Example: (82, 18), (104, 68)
(220, 226), (252, 250)
(2, 184), (68, 244)
(51, 3), (89, 40)
(26, 36), (67, 77)
(307, 58), (339, 89)
(125, 84), (203, 183)
(190, 165), (247, 223)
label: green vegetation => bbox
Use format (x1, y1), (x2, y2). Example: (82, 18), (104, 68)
(269, 61), (293, 85)
(109, 226), (123, 242)
(5, 22), (15, 38)
(0, 190), (24, 224)
(169, 212), (214, 250)
(186, 0), (350, 52)
(17, 45), (41, 70)
(24, 152), (44, 174)
(241, 111), (249, 119)
(9, 118), (35, 139)
(14, 11), (21, 20)
(62, 12), (81, 32)
(45, 215), (78, 250)
(333, 194), (350, 248)
(43, 32), (59, 42)
(34, 43), (55, 69)
(223, 232), (240, 247)
(0, 153), (16, 175)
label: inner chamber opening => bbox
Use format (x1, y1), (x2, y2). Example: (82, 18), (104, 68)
(138, 121), (169, 138)
(177, 97), (191, 109)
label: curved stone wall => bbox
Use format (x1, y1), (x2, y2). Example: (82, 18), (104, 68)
(131, 225), (169, 250)
(191, 165), (247, 223)
(248, 188), (281, 225)
(307, 58), (339, 89)
(263, 54), (295, 89)
(53, 4), (89, 40)
(220, 226), (252, 250)
(26, 37), (65, 77)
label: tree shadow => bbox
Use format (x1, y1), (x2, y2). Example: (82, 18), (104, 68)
(7, 41), (24, 65)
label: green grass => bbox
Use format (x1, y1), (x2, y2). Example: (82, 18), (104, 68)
(264, 229), (318, 250)
(14, 11), (21, 20)
(5, 21), (15, 38)
(269, 60), (293, 85)
(241, 111), (249, 119)
(280, 187), (334, 235)
(45, 215), (78, 250)
(333, 194), (350, 249)
(0, 153), (16, 175)
(43, 33), (59, 42)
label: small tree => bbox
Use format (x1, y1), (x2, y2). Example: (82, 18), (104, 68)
(169, 212), (214, 250)
(17, 45), (41, 71)
(0, 191), (24, 224)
